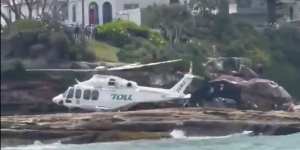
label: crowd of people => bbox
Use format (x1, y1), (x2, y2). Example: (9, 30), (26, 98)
(70, 24), (97, 40)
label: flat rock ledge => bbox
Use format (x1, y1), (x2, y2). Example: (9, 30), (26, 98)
(1, 108), (300, 147)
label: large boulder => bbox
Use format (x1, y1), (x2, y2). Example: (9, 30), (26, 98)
(203, 75), (294, 111)
(240, 78), (293, 110)
(196, 57), (295, 111)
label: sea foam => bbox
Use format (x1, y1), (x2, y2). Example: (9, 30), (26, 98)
(169, 129), (253, 140)
(2, 141), (63, 150)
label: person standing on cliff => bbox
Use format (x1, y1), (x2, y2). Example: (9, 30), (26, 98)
(74, 24), (80, 39)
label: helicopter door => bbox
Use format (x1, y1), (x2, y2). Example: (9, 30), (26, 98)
(91, 90), (99, 101)
(74, 89), (82, 105)
(66, 87), (74, 104)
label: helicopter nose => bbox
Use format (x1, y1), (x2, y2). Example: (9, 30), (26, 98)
(52, 94), (64, 105)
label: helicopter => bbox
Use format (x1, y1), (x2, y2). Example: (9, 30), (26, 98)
(27, 59), (201, 111)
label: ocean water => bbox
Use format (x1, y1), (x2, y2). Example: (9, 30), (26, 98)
(3, 131), (300, 150)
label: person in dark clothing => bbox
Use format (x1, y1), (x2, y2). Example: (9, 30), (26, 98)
(190, 80), (242, 107)
(84, 25), (91, 39)
(91, 25), (97, 39)
(74, 24), (80, 39)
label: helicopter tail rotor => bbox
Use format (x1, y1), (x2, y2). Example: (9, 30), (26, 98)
(188, 61), (203, 80)
(170, 61), (203, 94)
(189, 61), (193, 74)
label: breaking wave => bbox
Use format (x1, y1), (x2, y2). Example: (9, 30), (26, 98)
(170, 129), (253, 140)
(3, 132), (300, 150)
(2, 141), (64, 150)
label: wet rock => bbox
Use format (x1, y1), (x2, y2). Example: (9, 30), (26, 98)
(1, 108), (300, 146)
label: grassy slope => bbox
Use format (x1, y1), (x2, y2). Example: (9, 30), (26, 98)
(87, 40), (119, 62)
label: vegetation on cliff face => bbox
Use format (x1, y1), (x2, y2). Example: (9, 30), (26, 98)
(139, 4), (300, 100)
(95, 20), (166, 62)
(1, 3), (300, 100)
(1, 20), (94, 62)
(264, 27), (300, 100)
(86, 40), (119, 62)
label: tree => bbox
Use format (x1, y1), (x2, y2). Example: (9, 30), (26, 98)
(142, 4), (193, 48)
(1, 0), (68, 24)
(1, 11), (12, 25)
(1, 0), (24, 21)
(35, 0), (48, 17)
(24, 0), (35, 19)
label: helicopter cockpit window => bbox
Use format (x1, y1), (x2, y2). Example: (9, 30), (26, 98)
(108, 78), (116, 86)
(83, 90), (91, 100)
(75, 89), (82, 99)
(63, 90), (68, 98)
(92, 90), (99, 100)
(67, 87), (74, 98)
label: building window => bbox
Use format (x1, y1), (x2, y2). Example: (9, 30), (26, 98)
(72, 4), (76, 22)
(91, 90), (99, 100)
(89, 2), (99, 25)
(123, 3), (139, 9)
(84, 90), (91, 100)
(103, 2), (112, 24)
(75, 89), (82, 99)
(67, 87), (74, 98)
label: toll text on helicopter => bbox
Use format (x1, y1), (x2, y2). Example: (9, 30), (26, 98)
(111, 94), (133, 101)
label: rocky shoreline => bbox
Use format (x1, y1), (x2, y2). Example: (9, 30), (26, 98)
(1, 108), (300, 147)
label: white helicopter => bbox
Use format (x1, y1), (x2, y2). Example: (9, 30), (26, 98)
(27, 59), (200, 111)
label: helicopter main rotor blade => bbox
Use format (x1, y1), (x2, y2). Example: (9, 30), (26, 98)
(26, 59), (182, 72)
(26, 68), (100, 72)
(107, 59), (183, 71)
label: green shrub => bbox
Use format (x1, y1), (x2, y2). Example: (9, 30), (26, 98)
(127, 26), (149, 38)
(149, 31), (166, 47)
(49, 32), (69, 50)
(68, 41), (96, 61)
(86, 40), (118, 62)
(2, 19), (46, 38)
(95, 20), (165, 47)
(265, 26), (300, 67)
(95, 20), (133, 46)
(117, 36), (167, 63)
(2, 19), (95, 62)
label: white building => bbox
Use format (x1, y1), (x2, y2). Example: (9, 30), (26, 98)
(280, 0), (300, 23)
(234, 0), (300, 26)
(65, 0), (189, 26)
